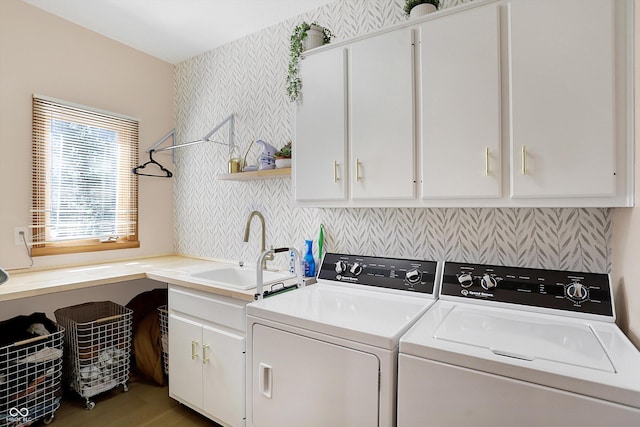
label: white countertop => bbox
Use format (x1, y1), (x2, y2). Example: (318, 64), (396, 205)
(0, 255), (279, 302)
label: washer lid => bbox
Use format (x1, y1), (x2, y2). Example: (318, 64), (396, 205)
(400, 301), (640, 409)
(433, 306), (614, 372)
(247, 284), (434, 350)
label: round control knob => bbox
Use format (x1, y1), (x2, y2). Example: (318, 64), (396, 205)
(406, 269), (422, 284)
(350, 262), (363, 276)
(335, 261), (347, 275)
(566, 282), (589, 302)
(481, 274), (497, 290)
(458, 273), (473, 288)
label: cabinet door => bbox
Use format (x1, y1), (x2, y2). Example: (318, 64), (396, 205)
(168, 313), (203, 409)
(294, 48), (348, 201)
(202, 325), (246, 427)
(350, 29), (416, 200)
(251, 324), (379, 427)
(508, 0), (616, 198)
(421, 4), (501, 198)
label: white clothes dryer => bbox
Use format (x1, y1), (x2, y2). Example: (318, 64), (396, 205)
(246, 253), (441, 427)
(398, 261), (640, 426)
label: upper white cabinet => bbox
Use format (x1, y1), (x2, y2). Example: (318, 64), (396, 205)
(294, 0), (632, 207)
(420, 3), (502, 199)
(349, 29), (416, 200)
(294, 27), (416, 203)
(508, 0), (618, 199)
(294, 48), (347, 202)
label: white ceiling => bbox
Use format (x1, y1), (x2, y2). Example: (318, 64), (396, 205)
(22, 0), (335, 64)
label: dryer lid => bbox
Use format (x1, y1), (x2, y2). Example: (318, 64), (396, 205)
(433, 306), (614, 373)
(248, 284), (434, 349)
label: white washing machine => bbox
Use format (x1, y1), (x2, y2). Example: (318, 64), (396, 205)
(246, 253), (441, 427)
(398, 261), (640, 426)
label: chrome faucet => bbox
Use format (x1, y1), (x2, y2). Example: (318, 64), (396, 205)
(243, 210), (273, 270)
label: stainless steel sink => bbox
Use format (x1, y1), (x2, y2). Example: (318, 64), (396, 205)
(190, 267), (294, 290)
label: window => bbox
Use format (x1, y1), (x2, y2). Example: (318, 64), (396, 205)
(32, 95), (139, 256)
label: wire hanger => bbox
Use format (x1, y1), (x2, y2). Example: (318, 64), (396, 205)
(132, 149), (173, 178)
(131, 114), (235, 178)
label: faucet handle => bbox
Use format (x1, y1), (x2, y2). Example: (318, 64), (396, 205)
(266, 245), (275, 261)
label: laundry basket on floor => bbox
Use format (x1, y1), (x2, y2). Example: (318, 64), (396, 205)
(157, 305), (169, 376)
(54, 301), (132, 410)
(0, 318), (64, 425)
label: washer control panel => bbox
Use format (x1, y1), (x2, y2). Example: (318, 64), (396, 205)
(441, 262), (613, 317)
(318, 253), (438, 295)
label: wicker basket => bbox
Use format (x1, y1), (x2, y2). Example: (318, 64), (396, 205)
(54, 301), (132, 410)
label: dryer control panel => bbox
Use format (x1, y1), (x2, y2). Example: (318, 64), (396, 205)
(441, 262), (613, 317)
(318, 253), (438, 295)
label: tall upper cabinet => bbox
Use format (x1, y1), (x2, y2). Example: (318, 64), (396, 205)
(420, 2), (502, 199)
(349, 29), (416, 200)
(508, 0), (622, 199)
(294, 48), (347, 202)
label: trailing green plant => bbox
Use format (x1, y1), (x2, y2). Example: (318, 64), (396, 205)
(275, 141), (292, 158)
(403, 0), (440, 16)
(287, 22), (334, 102)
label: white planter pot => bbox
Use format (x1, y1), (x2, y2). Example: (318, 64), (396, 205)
(303, 26), (325, 51)
(275, 158), (292, 169)
(410, 3), (437, 19)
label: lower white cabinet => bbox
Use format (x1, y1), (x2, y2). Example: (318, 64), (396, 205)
(168, 285), (247, 427)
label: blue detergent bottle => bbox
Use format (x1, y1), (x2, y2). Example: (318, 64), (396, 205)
(304, 239), (316, 277)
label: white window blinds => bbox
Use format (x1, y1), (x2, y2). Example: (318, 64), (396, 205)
(32, 95), (139, 255)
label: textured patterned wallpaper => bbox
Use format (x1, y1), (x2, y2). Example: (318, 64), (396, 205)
(174, 0), (611, 273)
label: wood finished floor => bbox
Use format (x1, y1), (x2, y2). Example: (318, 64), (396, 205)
(48, 380), (222, 427)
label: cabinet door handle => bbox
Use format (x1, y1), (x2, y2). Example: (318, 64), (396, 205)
(191, 340), (199, 360)
(485, 147), (490, 176)
(333, 161), (340, 182)
(259, 362), (272, 399)
(202, 344), (209, 364)
(521, 145), (527, 175)
(356, 159), (362, 182)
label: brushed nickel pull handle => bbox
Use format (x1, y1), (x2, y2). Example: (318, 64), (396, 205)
(485, 147), (490, 176)
(521, 145), (527, 175)
(333, 161), (339, 182)
(191, 340), (198, 360)
(202, 344), (209, 364)
(356, 159), (362, 182)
